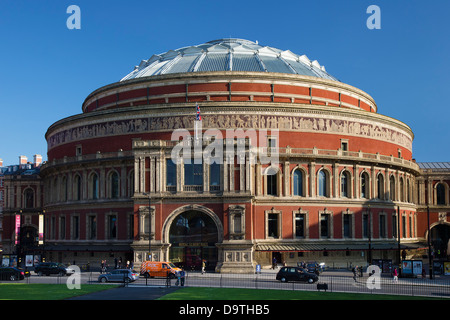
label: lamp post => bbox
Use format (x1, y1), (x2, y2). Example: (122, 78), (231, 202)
(397, 206), (401, 271)
(368, 204), (372, 265)
(427, 204), (433, 279)
(143, 193), (151, 261)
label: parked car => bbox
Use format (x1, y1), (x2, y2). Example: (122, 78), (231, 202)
(276, 267), (318, 283)
(34, 262), (75, 276)
(0, 267), (30, 281)
(98, 269), (140, 283)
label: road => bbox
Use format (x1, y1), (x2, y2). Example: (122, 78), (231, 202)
(10, 269), (450, 299)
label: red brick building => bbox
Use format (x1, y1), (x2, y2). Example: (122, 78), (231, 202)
(1, 155), (44, 266)
(35, 39), (448, 272)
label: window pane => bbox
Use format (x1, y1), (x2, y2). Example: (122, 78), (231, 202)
(318, 171), (327, 197)
(344, 214), (351, 238)
(295, 214), (304, 237)
(320, 214), (329, 237)
(166, 159), (177, 186)
(184, 163), (203, 185)
(293, 170), (303, 196)
(210, 162), (220, 186)
(111, 172), (119, 198)
(268, 214), (278, 238)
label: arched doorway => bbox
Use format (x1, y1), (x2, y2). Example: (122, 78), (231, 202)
(430, 223), (450, 259)
(168, 210), (219, 271)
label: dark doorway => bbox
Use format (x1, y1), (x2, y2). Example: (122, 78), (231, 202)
(430, 224), (450, 259)
(272, 252), (282, 268)
(169, 210), (218, 271)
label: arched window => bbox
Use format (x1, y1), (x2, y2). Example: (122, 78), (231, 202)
(318, 170), (328, 197)
(266, 167), (278, 196)
(437, 183), (446, 205)
(74, 174), (82, 201)
(361, 172), (369, 199)
(91, 173), (99, 200)
(293, 169), (303, 196)
(400, 177), (404, 202)
(341, 171), (350, 198)
(110, 171), (119, 199)
(389, 176), (395, 201)
(407, 180), (411, 203)
(62, 176), (68, 202)
(377, 174), (384, 199)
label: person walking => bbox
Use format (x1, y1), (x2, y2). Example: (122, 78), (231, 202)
(180, 269), (186, 286)
(353, 265), (358, 282)
(393, 267), (398, 283)
(201, 260), (206, 274)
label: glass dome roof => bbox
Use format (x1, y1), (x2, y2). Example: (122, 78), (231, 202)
(120, 38), (338, 82)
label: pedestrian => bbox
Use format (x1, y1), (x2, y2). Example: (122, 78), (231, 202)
(353, 265), (358, 282)
(201, 260), (206, 274)
(180, 269), (185, 286)
(100, 260), (105, 274)
(272, 257), (277, 270)
(422, 267), (426, 279)
(393, 267), (398, 283)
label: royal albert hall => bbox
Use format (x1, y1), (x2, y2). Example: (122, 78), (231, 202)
(41, 38), (423, 272)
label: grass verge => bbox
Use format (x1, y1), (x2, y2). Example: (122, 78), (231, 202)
(158, 287), (444, 300)
(0, 283), (118, 300)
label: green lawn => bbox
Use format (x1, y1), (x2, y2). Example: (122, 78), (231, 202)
(158, 287), (444, 300)
(0, 283), (118, 300)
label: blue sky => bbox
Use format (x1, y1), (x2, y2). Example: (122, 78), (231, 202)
(0, 0), (449, 166)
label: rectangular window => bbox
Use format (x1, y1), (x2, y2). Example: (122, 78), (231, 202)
(108, 215), (117, 239)
(88, 215), (97, 240)
(268, 213), (279, 238)
(233, 215), (242, 234)
(295, 213), (305, 238)
(184, 162), (203, 186)
(320, 214), (329, 238)
(363, 214), (369, 238)
(60, 216), (66, 240)
(210, 162), (220, 187)
(166, 159), (177, 186)
(72, 216), (79, 240)
(343, 214), (352, 238)
(379, 214), (386, 238)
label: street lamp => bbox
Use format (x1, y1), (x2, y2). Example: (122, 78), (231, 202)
(143, 193), (151, 261)
(368, 204), (372, 265)
(427, 204), (433, 279)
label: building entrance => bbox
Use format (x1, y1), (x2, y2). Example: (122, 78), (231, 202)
(430, 224), (450, 259)
(168, 210), (218, 271)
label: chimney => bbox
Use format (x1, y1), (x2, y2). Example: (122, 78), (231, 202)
(19, 155), (28, 165)
(0, 158), (3, 167)
(34, 154), (42, 167)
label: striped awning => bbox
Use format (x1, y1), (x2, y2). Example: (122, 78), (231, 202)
(255, 241), (427, 252)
